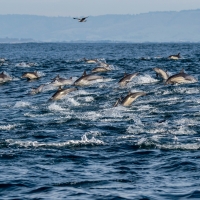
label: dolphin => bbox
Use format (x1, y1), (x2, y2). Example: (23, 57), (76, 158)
(30, 84), (46, 95)
(168, 53), (180, 60)
(0, 71), (12, 83)
(153, 67), (169, 80)
(51, 75), (74, 86)
(118, 72), (139, 87)
(74, 71), (104, 86)
(98, 61), (110, 68)
(49, 86), (78, 101)
(21, 71), (40, 80)
(114, 92), (147, 107)
(73, 16), (89, 22)
(91, 61), (112, 73)
(91, 67), (111, 73)
(165, 69), (197, 85)
(83, 58), (99, 64)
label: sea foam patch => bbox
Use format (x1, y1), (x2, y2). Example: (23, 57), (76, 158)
(0, 124), (16, 130)
(14, 101), (31, 108)
(6, 132), (104, 148)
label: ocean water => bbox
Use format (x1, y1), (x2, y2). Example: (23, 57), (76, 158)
(0, 43), (200, 199)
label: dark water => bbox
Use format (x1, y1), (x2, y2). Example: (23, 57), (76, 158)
(0, 43), (200, 199)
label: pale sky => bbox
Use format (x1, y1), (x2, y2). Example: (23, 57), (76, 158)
(0, 0), (200, 17)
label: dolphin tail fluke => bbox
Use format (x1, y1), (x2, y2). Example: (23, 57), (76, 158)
(113, 97), (122, 107)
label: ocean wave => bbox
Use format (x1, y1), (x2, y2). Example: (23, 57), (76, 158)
(0, 124), (16, 130)
(6, 132), (104, 148)
(129, 74), (159, 86)
(14, 101), (31, 108)
(48, 103), (66, 111)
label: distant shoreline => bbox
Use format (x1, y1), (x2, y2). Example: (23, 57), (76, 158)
(0, 39), (200, 44)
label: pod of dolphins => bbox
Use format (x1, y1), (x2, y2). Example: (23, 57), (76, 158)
(0, 53), (198, 106)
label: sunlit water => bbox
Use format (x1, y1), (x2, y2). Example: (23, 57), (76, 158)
(0, 43), (200, 199)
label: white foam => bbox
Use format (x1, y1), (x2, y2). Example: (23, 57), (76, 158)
(48, 103), (65, 111)
(15, 62), (30, 67)
(76, 89), (90, 95)
(130, 74), (159, 86)
(175, 118), (198, 126)
(85, 96), (94, 102)
(174, 87), (199, 94)
(15, 62), (38, 67)
(65, 97), (80, 106)
(157, 143), (200, 150)
(79, 111), (102, 121)
(0, 124), (16, 130)
(24, 113), (53, 118)
(6, 133), (104, 148)
(169, 125), (196, 135)
(14, 101), (30, 108)
(37, 71), (45, 77)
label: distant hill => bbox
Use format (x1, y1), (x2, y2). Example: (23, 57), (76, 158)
(0, 10), (200, 42)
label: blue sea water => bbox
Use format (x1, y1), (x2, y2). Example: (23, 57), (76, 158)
(0, 43), (200, 199)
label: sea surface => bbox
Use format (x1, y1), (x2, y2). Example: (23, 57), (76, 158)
(0, 43), (200, 200)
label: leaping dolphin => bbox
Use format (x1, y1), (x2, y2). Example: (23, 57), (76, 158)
(91, 61), (112, 73)
(168, 53), (180, 60)
(83, 58), (99, 64)
(153, 67), (169, 80)
(21, 71), (40, 80)
(0, 71), (12, 83)
(118, 72), (139, 87)
(114, 92), (147, 107)
(73, 17), (89, 22)
(74, 71), (104, 86)
(165, 69), (197, 85)
(51, 75), (74, 86)
(30, 84), (46, 95)
(91, 66), (111, 73)
(49, 86), (78, 101)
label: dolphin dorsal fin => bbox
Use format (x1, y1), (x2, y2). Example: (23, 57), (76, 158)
(58, 86), (62, 90)
(82, 71), (87, 76)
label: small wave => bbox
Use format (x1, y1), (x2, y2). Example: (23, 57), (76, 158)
(85, 96), (94, 102)
(157, 143), (200, 150)
(14, 101), (31, 108)
(130, 74), (158, 86)
(24, 113), (53, 118)
(6, 133), (104, 148)
(48, 103), (66, 111)
(37, 71), (45, 77)
(15, 62), (31, 67)
(0, 124), (16, 130)
(79, 111), (102, 121)
(15, 62), (38, 67)
(64, 97), (80, 106)
(168, 125), (196, 135)
(76, 89), (90, 95)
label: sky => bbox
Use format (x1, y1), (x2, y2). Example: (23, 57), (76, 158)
(0, 0), (200, 17)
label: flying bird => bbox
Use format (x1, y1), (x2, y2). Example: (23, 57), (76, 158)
(73, 16), (89, 22)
